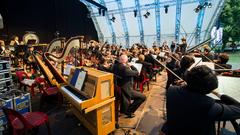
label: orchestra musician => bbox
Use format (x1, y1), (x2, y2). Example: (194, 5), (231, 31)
(0, 39), (5, 55)
(177, 38), (187, 54)
(161, 65), (240, 135)
(170, 41), (176, 52)
(112, 54), (146, 118)
(202, 46), (214, 62)
(23, 45), (38, 73)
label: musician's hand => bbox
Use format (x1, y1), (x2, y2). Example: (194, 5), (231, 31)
(127, 63), (132, 67)
(174, 80), (186, 86)
(212, 90), (223, 98)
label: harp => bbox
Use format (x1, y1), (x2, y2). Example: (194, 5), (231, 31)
(48, 36), (84, 63)
(46, 37), (66, 53)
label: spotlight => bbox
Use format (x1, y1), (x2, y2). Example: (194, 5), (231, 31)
(146, 11), (150, 16)
(134, 10), (137, 17)
(164, 5), (169, 14)
(102, 10), (105, 16)
(194, 5), (202, 13)
(208, 3), (212, 8)
(98, 8), (102, 15)
(143, 14), (148, 18)
(143, 11), (150, 18)
(203, 2), (208, 8)
(110, 16), (116, 22)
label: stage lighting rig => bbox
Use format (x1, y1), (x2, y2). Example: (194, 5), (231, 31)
(164, 5), (169, 14)
(194, 2), (212, 13)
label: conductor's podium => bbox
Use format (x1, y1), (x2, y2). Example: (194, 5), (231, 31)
(60, 67), (115, 135)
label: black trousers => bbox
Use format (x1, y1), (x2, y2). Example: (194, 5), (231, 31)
(127, 90), (146, 114)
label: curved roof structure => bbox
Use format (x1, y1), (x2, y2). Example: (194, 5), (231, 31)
(80, 0), (225, 48)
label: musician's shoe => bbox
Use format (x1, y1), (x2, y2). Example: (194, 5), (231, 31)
(126, 113), (135, 118)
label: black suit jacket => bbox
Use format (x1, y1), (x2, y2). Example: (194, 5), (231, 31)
(112, 61), (139, 98)
(164, 85), (240, 135)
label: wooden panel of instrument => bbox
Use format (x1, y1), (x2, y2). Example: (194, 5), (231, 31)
(60, 67), (115, 135)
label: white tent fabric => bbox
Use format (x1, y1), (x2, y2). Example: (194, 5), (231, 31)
(81, 0), (224, 48)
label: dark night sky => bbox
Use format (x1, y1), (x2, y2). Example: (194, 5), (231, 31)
(0, 0), (98, 43)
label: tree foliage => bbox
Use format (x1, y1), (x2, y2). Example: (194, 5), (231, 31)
(220, 0), (240, 45)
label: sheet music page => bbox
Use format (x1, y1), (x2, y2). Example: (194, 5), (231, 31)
(74, 70), (87, 91)
(199, 62), (215, 70)
(208, 76), (240, 102)
(130, 62), (142, 73)
(64, 64), (73, 75)
(189, 57), (202, 70)
(159, 52), (165, 57)
(131, 58), (138, 63)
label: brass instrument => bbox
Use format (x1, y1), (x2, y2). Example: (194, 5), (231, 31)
(46, 37), (66, 53)
(28, 55), (35, 63)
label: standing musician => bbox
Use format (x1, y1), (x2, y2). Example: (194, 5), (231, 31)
(161, 65), (240, 135)
(112, 54), (146, 118)
(23, 45), (38, 73)
(177, 38), (187, 54)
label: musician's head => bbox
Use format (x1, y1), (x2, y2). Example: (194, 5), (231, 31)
(28, 45), (34, 52)
(186, 65), (218, 94)
(181, 38), (186, 43)
(203, 46), (211, 54)
(119, 54), (128, 64)
(180, 55), (195, 70)
(138, 54), (145, 62)
(218, 53), (229, 64)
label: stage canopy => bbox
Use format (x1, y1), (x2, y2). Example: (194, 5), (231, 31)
(80, 0), (225, 48)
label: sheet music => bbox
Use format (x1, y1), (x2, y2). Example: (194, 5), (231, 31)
(130, 62), (142, 74)
(159, 52), (165, 57)
(208, 76), (240, 102)
(75, 70), (87, 91)
(131, 58), (138, 63)
(198, 62), (215, 70)
(189, 57), (202, 70)
(64, 64), (73, 75)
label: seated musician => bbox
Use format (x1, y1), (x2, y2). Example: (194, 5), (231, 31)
(168, 55), (195, 86)
(166, 53), (180, 89)
(136, 54), (152, 80)
(161, 65), (240, 135)
(177, 38), (187, 54)
(215, 53), (232, 69)
(0, 40), (5, 55)
(202, 46), (214, 62)
(23, 45), (38, 73)
(112, 54), (146, 118)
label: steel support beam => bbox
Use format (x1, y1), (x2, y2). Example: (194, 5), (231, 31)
(80, 0), (104, 42)
(195, 0), (206, 45)
(116, 0), (129, 47)
(175, 0), (182, 41)
(98, 0), (116, 44)
(135, 0), (144, 44)
(155, 0), (161, 45)
(83, 0), (107, 10)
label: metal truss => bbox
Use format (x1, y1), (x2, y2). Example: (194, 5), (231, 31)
(135, 0), (144, 44)
(195, 0), (206, 45)
(98, 0), (116, 44)
(79, 0), (104, 42)
(175, 0), (182, 41)
(116, 0), (129, 47)
(155, 0), (161, 45)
